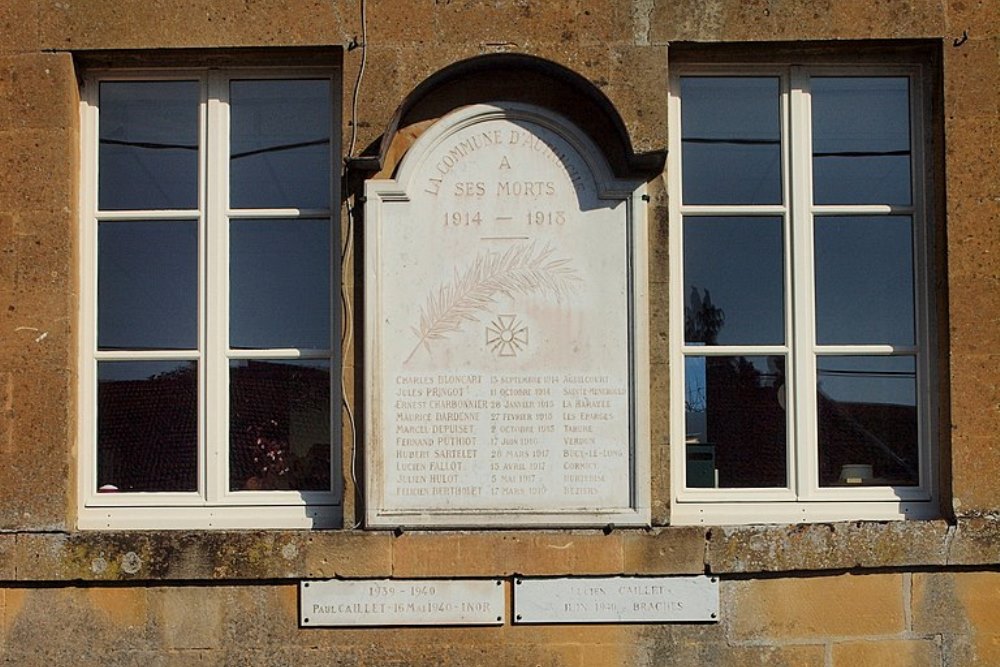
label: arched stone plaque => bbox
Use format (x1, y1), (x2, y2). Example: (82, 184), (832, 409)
(365, 103), (649, 527)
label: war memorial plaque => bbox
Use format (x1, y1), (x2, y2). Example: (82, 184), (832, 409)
(365, 103), (650, 527)
(301, 579), (505, 627)
(513, 576), (720, 624)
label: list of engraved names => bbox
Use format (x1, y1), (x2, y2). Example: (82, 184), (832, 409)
(368, 104), (640, 522)
(392, 372), (628, 506)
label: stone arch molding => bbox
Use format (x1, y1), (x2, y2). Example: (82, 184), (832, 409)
(363, 100), (651, 529)
(369, 53), (664, 181)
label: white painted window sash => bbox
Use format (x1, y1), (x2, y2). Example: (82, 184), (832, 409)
(669, 63), (936, 524)
(78, 67), (342, 529)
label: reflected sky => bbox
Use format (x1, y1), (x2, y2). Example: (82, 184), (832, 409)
(680, 77), (782, 205)
(98, 220), (198, 351)
(814, 216), (914, 346)
(812, 77), (911, 205)
(99, 81), (200, 211)
(229, 219), (332, 350)
(230, 79), (332, 210)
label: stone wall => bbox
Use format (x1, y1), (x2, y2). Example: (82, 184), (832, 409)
(1, 0), (997, 664)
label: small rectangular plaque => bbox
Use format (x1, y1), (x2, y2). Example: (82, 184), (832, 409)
(513, 575), (719, 624)
(300, 579), (505, 627)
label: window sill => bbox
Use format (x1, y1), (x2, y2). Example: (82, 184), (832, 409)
(4, 518), (999, 583)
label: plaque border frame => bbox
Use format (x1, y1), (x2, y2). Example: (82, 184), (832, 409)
(364, 102), (651, 528)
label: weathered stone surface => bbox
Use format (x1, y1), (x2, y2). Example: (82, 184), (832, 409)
(731, 573), (906, 639)
(622, 526), (705, 574)
(0, 54), (76, 131)
(394, 531), (623, 577)
(154, 586), (222, 650)
(912, 571), (1000, 664)
(708, 521), (950, 574)
(0, 534), (14, 581)
(650, 0), (947, 42)
(831, 639), (940, 667)
(39, 0), (350, 51)
(0, 1), (38, 54)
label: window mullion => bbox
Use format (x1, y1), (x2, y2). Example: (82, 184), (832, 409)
(788, 67), (820, 501)
(204, 71), (229, 504)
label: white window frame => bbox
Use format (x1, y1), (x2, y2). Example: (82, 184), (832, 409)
(668, 63), (938, 525)
(78, 67), (343, 529)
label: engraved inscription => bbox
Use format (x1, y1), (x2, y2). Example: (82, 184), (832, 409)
(514, 576), (720, 624)
(301, 579), (505, 627)
(367, 103), (647, 526)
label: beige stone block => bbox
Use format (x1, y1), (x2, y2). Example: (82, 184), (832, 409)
(392, 532), (507, 577)
(714, 645), (826, 667)
(731, 573), (906, 639)
(709, 522), (950, 574)
(948, 518), (1000, 564)
(650, 0), (946, 42)
(913, 571), (1000, 661)
(0, 53), (77, 131)
(648, 296), (669, 365)
(155, 586), (223, 650)
(0, 534), (15, 580)
(0, 368), (71, 531)
(303, 531), (393, 578)
(952, 434), (1000, 513)
(86, 586), (150, 629)
(366, 0), (436, 44)
(39, 0), (348, 51)
(433, 0), (621, 49)
(603, 79), (667, 158)
(0, 1), (38, 54)
(833, 639), (939, 667)
(944, 37), (1000, 121)
(949, 354), (1000, 438)
(393, 531), (623, 577)
(0, 129), (75, 212)
(949, 273), (1000, 355)
(947, 0), (1000, 36)
(504, 532), (623, 575)
(622, 526), (704, 574)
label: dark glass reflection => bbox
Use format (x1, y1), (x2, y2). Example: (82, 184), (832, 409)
(229, 219), (331, 350)
(817, 356), (918, 486)
(685, 355), (787, 488)
(812, 77), (911, 205)
(681, 77), (782, 205)
(684, 217), (784, 346)
(99, 81), (199, 211)
(230, 80), (332, 210)
(97, 361), (198, 492)
(815, 216), (914, 346)
(98, 221), (198, 351)
(229, 359), (331, 491)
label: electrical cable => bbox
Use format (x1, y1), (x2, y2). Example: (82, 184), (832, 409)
(342, 0), (368, 529)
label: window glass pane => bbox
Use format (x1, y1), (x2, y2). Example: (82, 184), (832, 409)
(812, 77), (911, 205)
(230, 79), (332, 209)
(99, 81), (199, 211)
(98, 220), (198, 351)
(229, 359), (331, 491)
(680, 76), (782, 205)
(97, 361), (198, 492)
(817, 356), (918, 487)
(229, 218), (331, 350)
(815, 215), (914, 345)
(685, 355), (787, 488)
(684, 216), (784, 346)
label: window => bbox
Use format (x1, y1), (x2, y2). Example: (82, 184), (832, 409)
(669, 64), (936, 524)
(79, 69), (342, 529)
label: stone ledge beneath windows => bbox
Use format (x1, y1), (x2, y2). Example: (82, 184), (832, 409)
(1, 520), (999, 582)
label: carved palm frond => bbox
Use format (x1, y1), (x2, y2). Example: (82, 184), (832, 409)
(404, 242), (580, 364)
